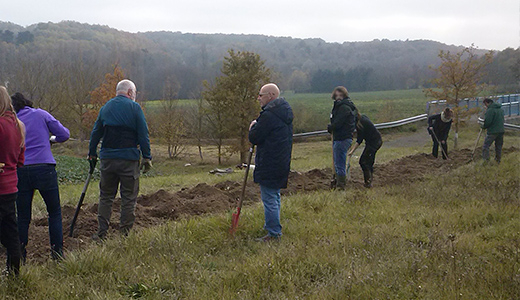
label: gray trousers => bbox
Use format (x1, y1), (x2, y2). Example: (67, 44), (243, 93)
(97, 159), (140, 237)
(482, 133), (504, 162)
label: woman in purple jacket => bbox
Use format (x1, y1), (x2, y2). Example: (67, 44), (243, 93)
(11, 93), (70, 261)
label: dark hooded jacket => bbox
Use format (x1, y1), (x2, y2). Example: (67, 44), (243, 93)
(428, 113), (452, 141)
(249, 98), (293, 189)
(327, 97), (357, 141)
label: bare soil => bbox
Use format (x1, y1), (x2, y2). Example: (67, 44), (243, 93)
(9, 146), (517, 263)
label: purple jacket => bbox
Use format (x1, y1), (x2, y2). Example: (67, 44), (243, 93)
(17, 107), (70, 165)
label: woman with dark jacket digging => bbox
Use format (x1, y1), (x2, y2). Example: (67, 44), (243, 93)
(11, 92), (70, 261)
(347, 112), (382, 188)
(0, 86), (25, 276)
(427, 107), (453, 159)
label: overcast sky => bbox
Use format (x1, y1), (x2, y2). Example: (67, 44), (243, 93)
(1, 0), (518, 50)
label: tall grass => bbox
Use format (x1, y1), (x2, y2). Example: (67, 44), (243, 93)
(2, 150), (519, 299)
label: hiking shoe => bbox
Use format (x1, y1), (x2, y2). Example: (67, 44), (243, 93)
(255, 235), (281, 243)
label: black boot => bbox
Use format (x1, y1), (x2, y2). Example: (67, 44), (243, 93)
(363, 168), (372, 188)
(20, 243), (27, 265)
(51, 244), (64, 261)
(336, 175), (347, 190)
(6, 254), (20, 277)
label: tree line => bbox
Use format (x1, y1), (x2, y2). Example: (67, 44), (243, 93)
(0, 21), (517, 101)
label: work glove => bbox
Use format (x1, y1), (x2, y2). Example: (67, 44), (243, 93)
(327, 124), (332, 134)
(141, 158), (152, 174)
(87, 156), (98, 174)
(427, 127), (433, 135)
(49, 135), (57, 145)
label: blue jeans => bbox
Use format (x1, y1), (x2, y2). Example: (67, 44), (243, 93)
(333, 139), (352, 176)
(17, 164), (63, 254)
(260, 185), (282, 237)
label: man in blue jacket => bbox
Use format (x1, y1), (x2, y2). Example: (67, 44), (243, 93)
(89, 79), (152, 240)
(249, 83), (293, 242)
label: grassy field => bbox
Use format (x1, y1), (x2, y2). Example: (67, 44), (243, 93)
(144, 89), (430, 133)
(1, 144), (519, 299)
(5, 89), (519, 298)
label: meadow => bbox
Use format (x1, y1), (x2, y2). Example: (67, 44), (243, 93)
(2, 89), (519, 299)
(143, 89), (430, 133)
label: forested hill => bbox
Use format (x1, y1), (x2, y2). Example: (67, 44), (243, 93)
(0, 21), (518, 99)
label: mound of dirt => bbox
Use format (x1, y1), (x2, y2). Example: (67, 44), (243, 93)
(4, 146), (517, 264)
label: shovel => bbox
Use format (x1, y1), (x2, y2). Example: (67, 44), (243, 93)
(469, 128), (483, 162)
(346, 154), (352, 181)
(230, 146), (254, 235)
(69, 158), (97, 237)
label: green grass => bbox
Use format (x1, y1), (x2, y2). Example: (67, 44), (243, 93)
(2, 149), (519, 299)
(143, 89), (430, 133)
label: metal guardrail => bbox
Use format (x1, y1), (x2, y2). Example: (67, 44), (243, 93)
(478, 117), (520, 131)
(293, 113), (428, 138)
(427, 94), (520, 117)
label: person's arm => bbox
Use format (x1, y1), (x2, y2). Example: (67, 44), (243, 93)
(348, 142), (360, 156)
(88, 110), (104, 158)
(427, 115), (436, 133)
(135, 105), (152, 160)
(249, 111), (273, 145)
(482, 109), (494, 129)
(42, 110), (70, 142)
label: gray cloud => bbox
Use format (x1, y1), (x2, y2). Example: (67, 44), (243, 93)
(1, 0), (517, 50)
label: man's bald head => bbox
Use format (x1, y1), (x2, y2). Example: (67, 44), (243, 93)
(116, 79), (137, 101)
(257, 83), (280, 107)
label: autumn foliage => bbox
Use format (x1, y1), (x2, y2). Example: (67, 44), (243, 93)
(82, 65), (126, 131)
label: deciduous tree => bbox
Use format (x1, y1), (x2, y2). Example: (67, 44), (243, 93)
(203, 50), (271, 163)
(424, 46), (493, 148)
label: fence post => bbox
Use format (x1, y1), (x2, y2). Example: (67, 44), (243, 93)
(508, 94), (511, 117)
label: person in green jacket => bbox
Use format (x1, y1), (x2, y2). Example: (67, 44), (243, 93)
(481, 98), (505, 163)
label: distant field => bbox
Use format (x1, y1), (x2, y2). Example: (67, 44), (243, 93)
(144, 89), (430, 133)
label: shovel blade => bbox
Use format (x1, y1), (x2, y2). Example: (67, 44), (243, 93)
(230, 207), (241, 234)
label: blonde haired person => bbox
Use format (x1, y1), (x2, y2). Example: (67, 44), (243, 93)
(0, 86), (25, 276)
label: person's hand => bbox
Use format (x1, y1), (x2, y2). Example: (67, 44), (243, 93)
(441, 140), (446, 144)
(49, 135), (57, 145)
(249, 120), (257, 130)
(141, 158), (152, 174)
(87, 156), (98, 173)
(0, 162), (4, 174)
(327, 124), (332, 134)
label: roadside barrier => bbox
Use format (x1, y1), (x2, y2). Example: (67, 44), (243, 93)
(293, 114), (428, 138)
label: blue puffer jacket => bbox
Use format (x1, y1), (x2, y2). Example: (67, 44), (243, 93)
(249, 98), (293, 189)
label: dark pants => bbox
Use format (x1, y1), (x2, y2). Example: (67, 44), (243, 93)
(431, 135), (448, 159)
(97, 159), (140, 237)
(359, 140), (382, 173)
(360, 140), (382, 186)
(0, 193), (21, 275)
(482, 133), (504, 162)
(17, 164), (63, 257)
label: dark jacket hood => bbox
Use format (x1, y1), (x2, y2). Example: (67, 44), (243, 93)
(489, 103), (502, 110)
(263, 98), (294, 125)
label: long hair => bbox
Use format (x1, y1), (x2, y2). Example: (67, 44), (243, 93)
(331, 86), (349, 100)
(0, 86), (25, 147)
(11, 92), (33, 113)
(356, 111), (363, 130)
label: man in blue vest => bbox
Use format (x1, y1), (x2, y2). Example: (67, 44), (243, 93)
(89, 79), (152, 240)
